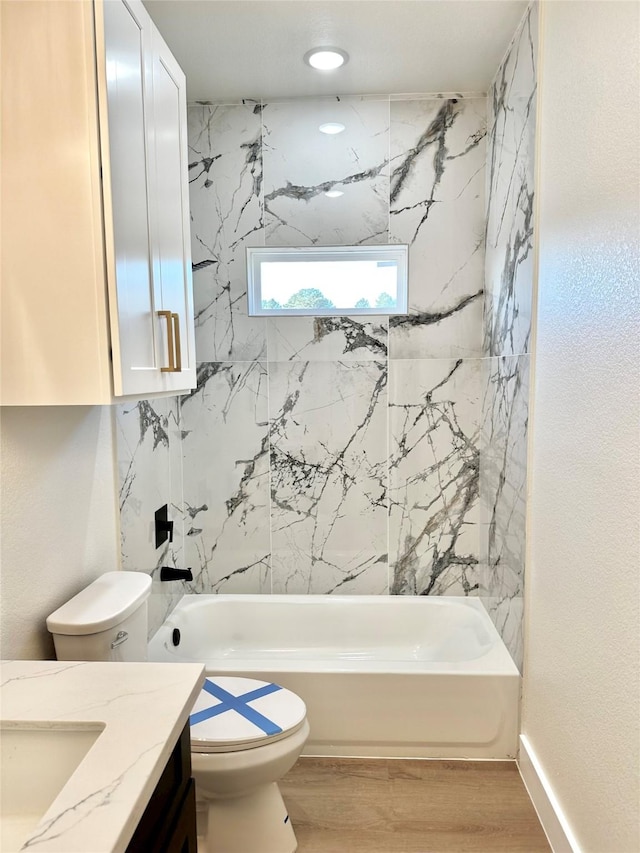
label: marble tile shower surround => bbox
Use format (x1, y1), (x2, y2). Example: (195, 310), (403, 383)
(117, 32), (536, 659)
(117, 94), (488, 625)
(479, 2), (538, 670)
(179, 93), (489, 600)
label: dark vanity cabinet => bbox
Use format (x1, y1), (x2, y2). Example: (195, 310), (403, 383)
(126, 722), (197, 853)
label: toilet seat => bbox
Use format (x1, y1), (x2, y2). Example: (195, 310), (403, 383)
(190, 676), (307, 754)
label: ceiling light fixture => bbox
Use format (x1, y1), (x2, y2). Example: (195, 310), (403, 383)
(325, 190), (344, 198)
(304, 48), (349, 71)
(319, 122), (346, 135)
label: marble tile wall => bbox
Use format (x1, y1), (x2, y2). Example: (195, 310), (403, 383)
(270, 359), (388, 594)
(263, 98), (390, 247)
(188, 103), (265, 363)
(180, 93), (487, 599)
(389, 358), (481, 596)
(389, 97), (486, 360)
(387, 97), (487, 599)
(480, 2), (538, 670)
(117, 11), (536, 653)
(484, 6), (537, 360)
(116, 398), (187, 635)
(117, 93), (488, 630)
(181, 362), (271, 596)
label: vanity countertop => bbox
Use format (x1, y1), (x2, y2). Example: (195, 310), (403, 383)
(1, 659), (204, 852)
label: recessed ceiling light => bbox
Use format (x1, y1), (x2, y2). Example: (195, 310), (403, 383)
(304, 48), (349, 71)
(325, 190), (344, 198)
(319, 122), (346, 135)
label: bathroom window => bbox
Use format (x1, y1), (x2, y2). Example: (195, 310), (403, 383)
(246, 245), (409, 316)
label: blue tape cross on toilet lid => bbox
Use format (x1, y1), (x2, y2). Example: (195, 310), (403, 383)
(190, 679), (283, 737)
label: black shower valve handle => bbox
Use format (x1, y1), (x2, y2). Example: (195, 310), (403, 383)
(157, 518), (174, 542)
(154, 504), (174, 549)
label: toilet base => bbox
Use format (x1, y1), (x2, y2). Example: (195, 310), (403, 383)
(199, 782), (297, 853)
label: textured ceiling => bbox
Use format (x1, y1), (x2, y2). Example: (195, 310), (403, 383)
(143, 0), (529, 101)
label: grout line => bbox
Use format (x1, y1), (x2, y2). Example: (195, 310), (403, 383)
(387, 95), (391, 245)
(265, 360), (274, 596)
(387, 94), (392, 596)
(186, 93), (489, 109)
(259, 98), (274, 596)
(386, 351), (391, 595)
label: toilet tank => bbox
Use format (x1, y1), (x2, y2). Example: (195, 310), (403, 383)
(46, 572), (152, 662)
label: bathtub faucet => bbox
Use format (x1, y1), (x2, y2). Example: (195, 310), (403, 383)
(160, 566), (193, 582)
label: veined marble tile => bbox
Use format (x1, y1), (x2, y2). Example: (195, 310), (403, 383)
(188, 103), (266, 362)
(484, 4), (538, 358)
(482, 581), (524, 674)
(269, 360), (388, 594)
(266, 315), (388, 361)
(479, 353), (530, 670)
(480, 3), (537, 670)
(389, 358), (481, 596)
(116, 398), (185, 637)
(389, 98), (487, 359)
(181, 362), (271, 594)
(262, 98), (389, 246)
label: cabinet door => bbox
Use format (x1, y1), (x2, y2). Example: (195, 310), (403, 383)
(1, 0), (113, 405)
(147, 26), (196, 394)
(99, 0), (166, 397)
(163, 779), (197, 853)
(125, 724), (196, 853)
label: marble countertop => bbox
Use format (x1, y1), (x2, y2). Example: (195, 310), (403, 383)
(1, 660), (204, 852)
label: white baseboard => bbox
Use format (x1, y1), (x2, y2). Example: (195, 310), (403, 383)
(518, 735), (582, 853)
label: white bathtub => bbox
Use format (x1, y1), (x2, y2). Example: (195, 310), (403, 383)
(148, 595), (519, 759)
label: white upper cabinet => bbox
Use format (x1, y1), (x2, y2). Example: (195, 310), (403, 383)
(146, 24), (196, 394)
(0, 0), (196, 404)
(100, 0), (159, 396)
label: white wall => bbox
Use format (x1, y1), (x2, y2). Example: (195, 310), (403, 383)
(523, 2), (640, 851)
(0, 407), (119, 659)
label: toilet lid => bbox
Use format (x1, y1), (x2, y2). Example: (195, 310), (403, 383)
(189, 676), (307, 753)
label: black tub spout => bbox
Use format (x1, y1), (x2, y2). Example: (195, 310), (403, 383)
(160, 566), (193, 582)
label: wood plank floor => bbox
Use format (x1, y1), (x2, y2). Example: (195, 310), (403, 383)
(280, 758), (550, 853)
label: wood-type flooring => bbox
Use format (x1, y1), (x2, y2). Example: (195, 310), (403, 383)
(280, 758), (551, 853)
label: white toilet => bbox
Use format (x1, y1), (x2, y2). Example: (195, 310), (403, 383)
(46, 572), (309, 853)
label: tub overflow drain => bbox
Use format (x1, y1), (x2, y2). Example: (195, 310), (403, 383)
(172, 628), (181, 647)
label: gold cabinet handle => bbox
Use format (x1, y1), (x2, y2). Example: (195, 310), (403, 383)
(157, 310), (176, 372)
(157, 310), (183, 373)
(172, 312), (182, 372)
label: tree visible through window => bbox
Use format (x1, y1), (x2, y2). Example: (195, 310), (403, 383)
(247, 246), (408, 317)
(282, 288), (335, 309)
(375, 292), (395, 308)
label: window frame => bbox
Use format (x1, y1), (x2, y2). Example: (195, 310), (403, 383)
(246, 245), (409, 317)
